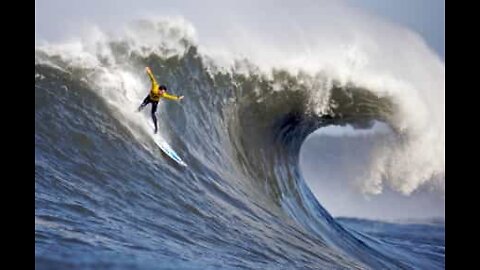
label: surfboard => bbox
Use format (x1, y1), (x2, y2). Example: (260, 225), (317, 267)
(153, 135), (187, 167)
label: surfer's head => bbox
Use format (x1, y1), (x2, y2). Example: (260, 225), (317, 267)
(159, 85), (167, 94)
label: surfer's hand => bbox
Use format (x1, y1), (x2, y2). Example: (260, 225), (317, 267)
(178, 95), (184, 101)
(145, 67), (151, 72)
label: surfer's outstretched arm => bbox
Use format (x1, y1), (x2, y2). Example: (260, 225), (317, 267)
(145, 67), (158, 87)
(162, 93), (184, 101)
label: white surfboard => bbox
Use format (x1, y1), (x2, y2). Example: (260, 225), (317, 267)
(152, 135), (187, 167)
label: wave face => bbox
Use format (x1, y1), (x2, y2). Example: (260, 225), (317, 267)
(35, 15), (444, 270)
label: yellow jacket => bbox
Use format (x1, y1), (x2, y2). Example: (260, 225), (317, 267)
(147, 69), (181, 102)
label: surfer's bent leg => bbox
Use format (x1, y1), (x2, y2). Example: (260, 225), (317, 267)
(138, 96), (151, 112)
(151, 101), (159, 133)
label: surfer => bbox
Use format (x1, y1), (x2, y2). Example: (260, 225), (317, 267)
(138, 67), (184, 134)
